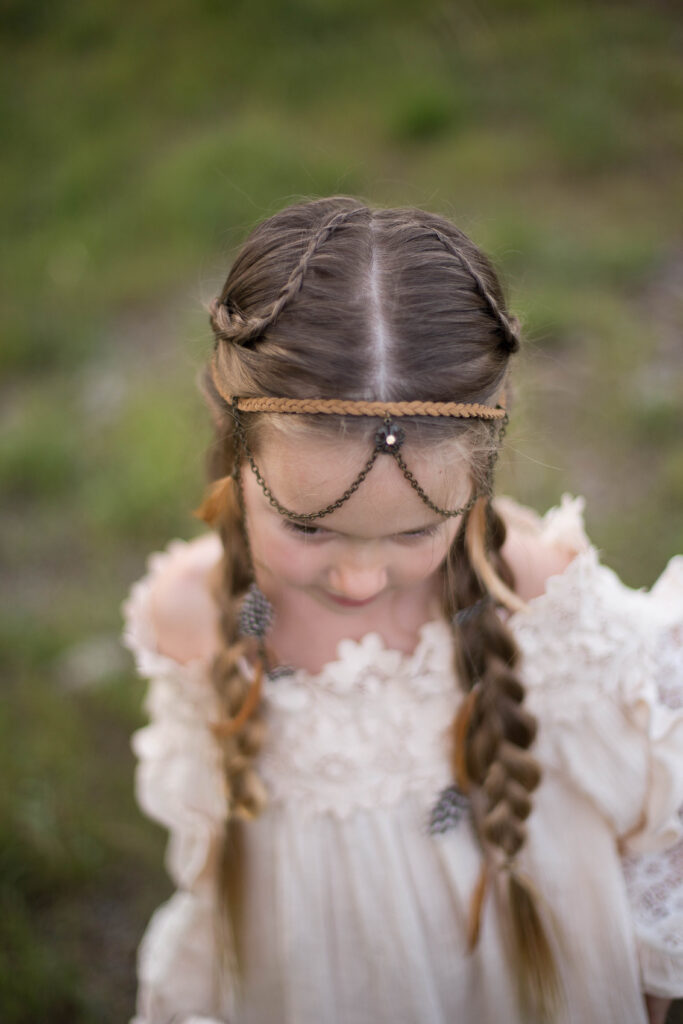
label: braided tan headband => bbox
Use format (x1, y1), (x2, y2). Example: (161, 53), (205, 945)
(210, 354), (506, 420)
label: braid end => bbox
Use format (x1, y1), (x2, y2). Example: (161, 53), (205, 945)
(452, 686), (479, 792)
(194, 475), (235, 527)
(466, 860), (491, 951)
(506, 868), (563, 1022)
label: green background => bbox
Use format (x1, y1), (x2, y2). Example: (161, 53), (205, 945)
(1, 1), (682, 1020)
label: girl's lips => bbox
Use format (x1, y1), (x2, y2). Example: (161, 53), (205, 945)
(324, 592), (378, 608)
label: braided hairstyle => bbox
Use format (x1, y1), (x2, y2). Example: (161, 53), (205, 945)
(199, 197), (560, 1017)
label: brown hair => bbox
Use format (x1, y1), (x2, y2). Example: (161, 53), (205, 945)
(198, 196), (560, 1016)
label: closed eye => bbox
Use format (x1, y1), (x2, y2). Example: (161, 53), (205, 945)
(283, 520), (326, 537)
(282, 521), (441, 540)
(396, 524), (441, 541)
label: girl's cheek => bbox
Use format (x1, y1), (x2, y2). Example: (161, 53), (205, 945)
(257, 528), (322, 585)
(403, 541), (451, 579)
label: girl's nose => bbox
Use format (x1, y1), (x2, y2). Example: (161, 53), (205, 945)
(327, 563), (388, 601)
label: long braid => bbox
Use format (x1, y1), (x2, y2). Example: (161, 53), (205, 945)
(195, 408), (268, 822)
(209, 205), (368, 348)
(445, 498), (561, 1017)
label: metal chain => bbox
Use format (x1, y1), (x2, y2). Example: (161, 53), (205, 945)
(247, 443), (380, 521)
(391, 449), (479, 519)
(231, 402), (508, 523)
(483, 411), (508, 497)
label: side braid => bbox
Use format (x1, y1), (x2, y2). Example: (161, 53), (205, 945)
(210, 206), (368, 348)
(445, 498), (561, 1017)
(194, 429), (269, 821)
(212, 511), (268, 819)
(427, 227), (520, 353)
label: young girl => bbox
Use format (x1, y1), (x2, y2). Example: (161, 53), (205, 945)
(123, 197), (683, 1024)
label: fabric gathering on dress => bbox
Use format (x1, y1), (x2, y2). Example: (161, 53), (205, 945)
(122, 497), (683, 1024)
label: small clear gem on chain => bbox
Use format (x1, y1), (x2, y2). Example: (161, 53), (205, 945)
(375, 421), (405, 453)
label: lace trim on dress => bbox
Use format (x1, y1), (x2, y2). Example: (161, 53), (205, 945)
(258, 622), (458, 818)
(622, 816), (683, 997)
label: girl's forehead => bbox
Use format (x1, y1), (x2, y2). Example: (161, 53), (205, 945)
(248, 425), (472, 532)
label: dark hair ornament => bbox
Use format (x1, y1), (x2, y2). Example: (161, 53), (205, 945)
(375, 419), (406, 453)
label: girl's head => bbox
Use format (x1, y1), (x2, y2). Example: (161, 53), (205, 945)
(200, 197), (559, 1018)
(204, 196), (518, 489)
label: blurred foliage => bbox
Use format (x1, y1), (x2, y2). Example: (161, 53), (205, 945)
(1, 0), (682, 1019)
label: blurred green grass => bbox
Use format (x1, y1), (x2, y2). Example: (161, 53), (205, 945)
(1, 1), (682, 1019)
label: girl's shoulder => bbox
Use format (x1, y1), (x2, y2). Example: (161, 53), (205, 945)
(497, 493), (592, 601)
(122, 532), (222, 672)
(500, 494), (682, 632)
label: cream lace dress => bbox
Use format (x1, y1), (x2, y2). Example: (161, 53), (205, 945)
(122, 497), (683, 1024)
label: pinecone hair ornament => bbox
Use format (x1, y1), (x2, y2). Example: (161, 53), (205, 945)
(429, 784), (471, 834)
(239, 583), (274, 639)
(193, 474), (235, 528)
(453, 595), (493, 627)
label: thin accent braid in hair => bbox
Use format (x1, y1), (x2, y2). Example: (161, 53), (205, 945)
(445, 498), (561, 1017)
(426, 225), (521, 354)
(209, 205), (368, 348)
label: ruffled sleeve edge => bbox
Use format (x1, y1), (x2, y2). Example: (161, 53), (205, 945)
(122, 534), (229, 889)
(121, 533), (222, 682)
(124, 539), (235, 1021)
(510, 493), (683, 633)
(131, 886), (236, 1023)
(528, 493), (683, 618)
(496, 492), (591, 556)
(638, 942), (683, 999)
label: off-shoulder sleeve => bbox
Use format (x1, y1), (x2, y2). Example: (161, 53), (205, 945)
(122, 535), (235, 1024)
(510, 499), (683, 997)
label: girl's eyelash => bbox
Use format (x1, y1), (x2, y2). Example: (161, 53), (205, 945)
(284, 520), (323, 536)
(399, 525), (439, 540)
(283, 522), (439, 539)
